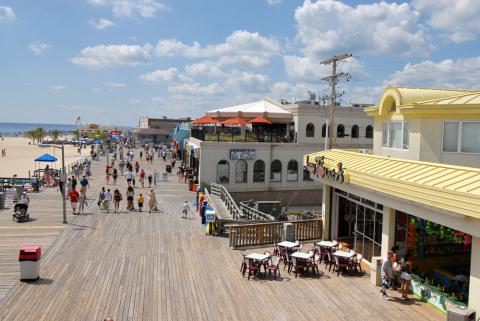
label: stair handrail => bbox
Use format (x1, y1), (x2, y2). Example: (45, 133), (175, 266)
(210, 183), (242, 220)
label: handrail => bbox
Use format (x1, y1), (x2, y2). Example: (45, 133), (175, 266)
(211, 183), (242, 220)
(239, 202), (275, 221)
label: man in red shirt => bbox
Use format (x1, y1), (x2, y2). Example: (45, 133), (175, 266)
(69, 187), (80, 215)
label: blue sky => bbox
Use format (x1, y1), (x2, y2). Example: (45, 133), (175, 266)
(1, 0), (480, 126)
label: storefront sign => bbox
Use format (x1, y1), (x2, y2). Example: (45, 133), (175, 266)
(315, 156), (347, 183)
(229, 149), (256, 160)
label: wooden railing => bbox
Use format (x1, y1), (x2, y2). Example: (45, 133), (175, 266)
(228, 219), (322, 249)
(211, 183), (242, 220)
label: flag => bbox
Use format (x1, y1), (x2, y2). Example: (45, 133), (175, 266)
(75, 116), (80, 125)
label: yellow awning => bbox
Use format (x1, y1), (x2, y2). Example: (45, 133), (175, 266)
(305, 149), (480, 219)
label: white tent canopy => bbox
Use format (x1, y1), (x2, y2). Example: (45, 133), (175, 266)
(206, 98), (292, 121)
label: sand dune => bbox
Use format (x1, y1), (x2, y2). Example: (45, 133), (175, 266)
(0, 137), (89, 177)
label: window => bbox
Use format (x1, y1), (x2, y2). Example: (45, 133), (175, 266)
(270, 160), (282, 182)
(235, 160), (247, 183)
(306, 123), (315, 137)
(287, 160), (298, 181)
(322, 124), (327, 138)
(382, 121), (409, 149)
(443, 121), (480, 153)
(390, 100), (397, 112)
(253, 160), (265, 183)
(216, 160), (229, 183)
(366, 125), (373, 139)
(351, 125), (359, 138)
(337, 124), (345, 138)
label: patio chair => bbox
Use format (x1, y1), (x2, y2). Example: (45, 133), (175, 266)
(265, 255), (281, 280)
(240, 251), (247, 274)
(325, 251), (336, 271)
(350, 253), (363, 274)
(305, 251), (319, 274)
(333, 256), (351, 277)
(290, 257), (306, 278)
(244, 257), (260, 280)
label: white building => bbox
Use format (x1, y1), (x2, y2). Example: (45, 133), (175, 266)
(187, 98), (373, 205)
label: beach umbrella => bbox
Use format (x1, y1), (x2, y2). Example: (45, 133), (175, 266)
(34, 153), (57, 162)
(249, 117), (272, 125)
(191, 115), (220, 125)
(221, 117), (249, 126)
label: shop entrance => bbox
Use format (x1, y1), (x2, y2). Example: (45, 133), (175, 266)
(335, 190), (383, 263)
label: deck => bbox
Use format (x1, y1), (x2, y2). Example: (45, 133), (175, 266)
(0, 153), (444, 321)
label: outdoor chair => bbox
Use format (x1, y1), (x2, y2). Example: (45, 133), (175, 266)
(305, 251), (318, 274)
(265, 255), (281, 280)
(290, 257), (306, 278)
(240, 251), (247, 275)
(325, 251), (336, 271)
(244, 257), (260, 280)
(350, 253), (363, 274)
(333, 256), (351, 277)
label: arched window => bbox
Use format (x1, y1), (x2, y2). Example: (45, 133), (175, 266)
(216, 160), (229, 183)
(235, 160), (247, 183)
(306, 123), (315, 137)
(270, 159), (282, 182)
(253, 160), (265, 183)
(366, 125), (373, 139)
(351, 125), (359, 138)
(322, 123), (330, 138)
(287, 160), (298, 181)
(337, 124), (345, 138)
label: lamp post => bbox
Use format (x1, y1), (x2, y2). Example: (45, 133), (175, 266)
(48, 144), (67, 224)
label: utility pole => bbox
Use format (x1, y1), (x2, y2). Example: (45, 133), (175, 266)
(320, 53), (352, 150)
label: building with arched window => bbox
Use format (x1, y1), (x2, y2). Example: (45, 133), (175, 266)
(351, 125), (359, 138)
(235, 160), (247, 183)
(306, 123), (315, 137)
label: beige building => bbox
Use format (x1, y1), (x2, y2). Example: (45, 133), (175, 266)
(188, 98), (373, 204)
(307, 86), (480, 314)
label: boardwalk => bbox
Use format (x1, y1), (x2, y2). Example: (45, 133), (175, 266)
(0, 152), (443, 321)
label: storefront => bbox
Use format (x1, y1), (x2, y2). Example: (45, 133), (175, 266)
(306, 149), (480, 314)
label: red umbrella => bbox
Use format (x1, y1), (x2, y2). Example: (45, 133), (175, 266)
(249, 117), (272, 125)
(221, 117), (249, 126)
(191, 115), (220, 125)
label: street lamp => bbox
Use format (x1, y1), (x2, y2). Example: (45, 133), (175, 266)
(47, 144), (67, 224)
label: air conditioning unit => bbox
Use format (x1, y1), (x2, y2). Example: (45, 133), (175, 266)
(447, 306), (476, 321)
(358, 149), (370, 154)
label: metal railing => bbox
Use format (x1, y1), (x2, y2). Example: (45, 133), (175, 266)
(211, 183), (242, 220)
(239, 202), (275, 221)
(227, 219), (323, 249)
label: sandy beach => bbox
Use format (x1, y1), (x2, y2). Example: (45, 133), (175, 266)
(0, 137), (88, 177)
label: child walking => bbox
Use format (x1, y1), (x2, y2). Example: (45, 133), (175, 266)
(137, 193), (144, 212)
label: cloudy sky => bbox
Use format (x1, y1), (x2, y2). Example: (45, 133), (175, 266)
(1, 0), (479, 125)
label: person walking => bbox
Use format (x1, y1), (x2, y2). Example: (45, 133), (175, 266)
(139, 169), (145, 188)
(147, 174), (153, 188)
(112, 168), (118, 185)
(97, 187), (106, 208)
(137, 193), (144, 212)
(106, 166), (111, 185)
(134, 161), (140, 174)
(381, 251), (395, 300)
(119, 159), (125, 175)
(103, 188), (112, 213)
(126, 186), (135, 211)
(399, 253), (413, 301)
(125, 170), (133, 187)
(181, 200), (191, 219)
(113, 189), (122, 213)
(147, 188), (156, 213)
(66, 177), (73, 197)
(79, 175), (89, 196)
(68, 187), (80, 215)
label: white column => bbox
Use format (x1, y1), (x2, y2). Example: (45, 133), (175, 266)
(469, 236), (480, 313)
(322, 184), (331, 240)
(381, 206), (396, 258)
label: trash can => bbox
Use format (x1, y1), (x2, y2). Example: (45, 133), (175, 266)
(447, 306), (476, 321)
(0, 192), (4, 209)
(283, 222), (294, 242)
(370, 256), (382, 286)
(19, 245), (41, 281)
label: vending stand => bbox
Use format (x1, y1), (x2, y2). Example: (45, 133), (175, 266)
(19, 245), (41, 281)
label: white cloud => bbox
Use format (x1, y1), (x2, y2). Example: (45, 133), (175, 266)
(154, 30), (281, 68)
(129, 98), (143, 104)
(86, 0), (168, 18)
(71, 44), (152, 68)
(413, 0), (480, 43)
(0, 5), (15, 22)
(89, 18), (115, 30)
(50, 85), (66, 91)
(184, 62), (224, 78)
(294, 0), (433, 57)
(139, 67), (178, 82)
(167, 82), (223, 96)
(226, 71), (270, 93)
(387, 57), (480, 89)
(267, 0), (282, 5)
(103, 82), (126, 88)
(29, 43), (50, 55)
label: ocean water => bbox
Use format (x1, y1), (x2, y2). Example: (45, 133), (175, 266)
(0, 122), (78, 135)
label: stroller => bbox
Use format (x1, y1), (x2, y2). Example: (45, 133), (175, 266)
(13, 203), (29, 223)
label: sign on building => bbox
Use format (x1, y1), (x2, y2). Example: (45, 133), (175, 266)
(229, 149), (256, 160)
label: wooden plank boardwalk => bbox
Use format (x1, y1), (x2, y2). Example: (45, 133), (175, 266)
(0, 152), (444, 321)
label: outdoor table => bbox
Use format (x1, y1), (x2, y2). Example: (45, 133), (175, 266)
(317, 241), (338, 248)
(291, 251), (314, 260)
(245, 253), (270, 262)
(277, 241), (298, 249)
(332, 250), (356, 259)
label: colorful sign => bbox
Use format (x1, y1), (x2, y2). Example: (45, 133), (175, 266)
(315, 156), (347, 183)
